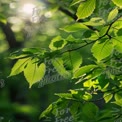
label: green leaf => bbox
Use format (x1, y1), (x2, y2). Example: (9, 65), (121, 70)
(70, 102), (81, 115)
(91, 40), (113, 62)
(114, 93), (122, 101)
(83, 79), (93, 88)
(99, 26), (109, 37)
(107, 8), (118, 22)
(82, 102), (99, 119)
(113, 93), (122, 106)
(70, 0), (85, 6)
(9, 57), (30, 77)
(112, 0), (122, 7)
(83, 92), (92, 101)
(112, 36), (122, 53)
(76, 0), (96, 20)
(55, 93), (73, 99)
(62, 51), (82, 72)
(22, 48), (43, 54)
(66, 35), (81, 43)
(49, 36), (67, 51)
(104, 92), (113, 103)
(24, 58), (46, 88)
(9, 48), (46, 59)
(9, 50), (30, 59)
(69, 90), (84, 101)
(51, 58), (71, 78)
(60, 23), (89, 32)
(74, 65), (97, 78)
(113, 100), (122, 106)
(39, 104), (53, 119)
(117, 28), (122, 36)
(98, 74), (109, 89)
(83, 17), (105, 26)
(98, 109), (113, 121)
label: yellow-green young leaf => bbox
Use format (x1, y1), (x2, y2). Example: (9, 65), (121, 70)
(83, 92), (92, 101)
(51, 58), (71, 79)
(9, 57), (30, 77)
(83, 80), (93, 88)
(107, 8), (118, 22)
(24, 59), (46, 88)
(104, 92), (113, 103)
(76, 0), (96, 20)
(113, 93), (122, 106)
(73, 65), (96, 78)
(112, 0), (122, 7)
(91, 40), (113, 62)
(60, 23), (89, 32)
(49, 36), (67, 51)
(114, 93), (122, 101)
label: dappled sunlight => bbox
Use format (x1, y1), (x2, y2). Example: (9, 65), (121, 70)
(22, 3), (35, 15)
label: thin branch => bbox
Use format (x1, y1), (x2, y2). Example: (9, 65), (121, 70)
(58, 7), (97, 31)
(61, 15), (122, 55)
(44, 0), (97, 31)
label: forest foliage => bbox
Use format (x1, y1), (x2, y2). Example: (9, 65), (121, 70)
(6, 0), (122, 121)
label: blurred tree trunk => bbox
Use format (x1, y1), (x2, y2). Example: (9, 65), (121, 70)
(0, 22), (22, 49)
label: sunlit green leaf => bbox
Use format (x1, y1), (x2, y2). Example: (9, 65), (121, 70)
(91, 40), (113, 62)
(83, 92), (92, 101)
(114, 93), (122, 101)
(74, 65), (97, 78)
(76, 0), (96, 20)
(62, 51), (82, 72)
(104, 92), (113, 103)
(99, 26), (109, 37)
(9, 57), (30, 77)
(51, 58), (71, 78)
(107, 7), (118, 22)
(24, 59), (46, 88)
(83, 17), (105, 26)
(66, 35), (81, 43)
(113, 100), (122, 106)
(112, 0), (122, 7)
(60, 23), (89, 32)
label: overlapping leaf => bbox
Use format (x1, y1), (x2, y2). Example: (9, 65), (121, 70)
(112, 0), (122, 7)
(107, 7), (118, 22)
(24, 58), (46, 88)
(91, 40), (113, 62)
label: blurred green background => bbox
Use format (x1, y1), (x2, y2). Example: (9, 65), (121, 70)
(0, 0), (76, 121)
